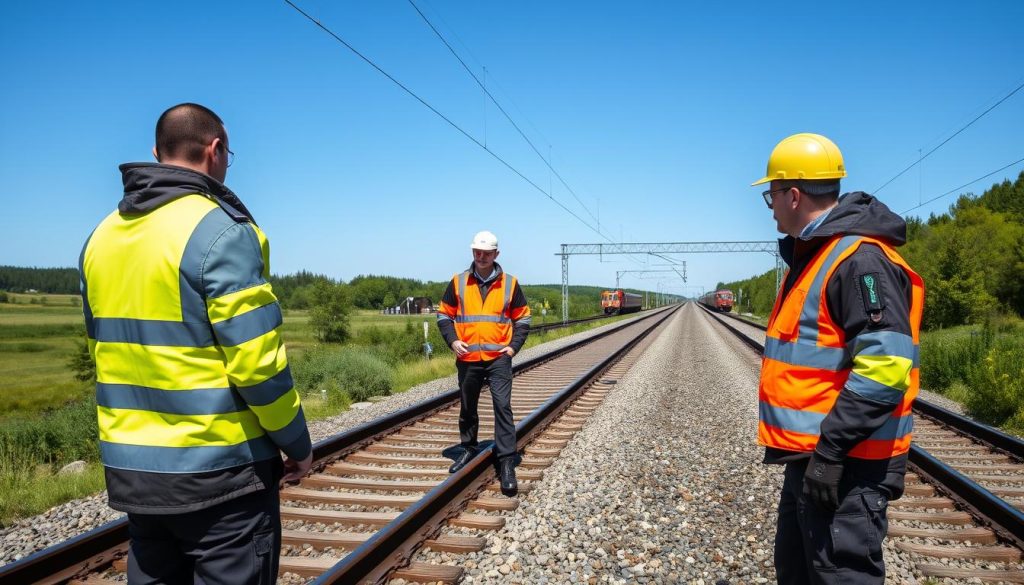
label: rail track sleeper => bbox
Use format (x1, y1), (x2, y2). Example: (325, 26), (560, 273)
(281, 529), (370, 550)
(891, 497), (957, 510)
(326, 463), (449, 479)
(280, 506), (399, 526)
(888, 510), (974, 524)
(468, 496), (520, 511)
(895, 542), (1022, 561)
(525, 446), (563, 457)
(887, 525), (997, 543)
(916, 563), (1024, 582)
(939, 454), (1013, 463)
(965, 475), (1024, 484)
(422, 535), (487, 553)
(449, 513), (505, 530)
(950, 464), (1024, 473)
(390, 561), (463, 584)
(281, 487), (420, 507)
(302, 475), (440, 492)
(903, 484), (936, 497)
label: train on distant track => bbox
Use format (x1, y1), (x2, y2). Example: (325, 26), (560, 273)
(699, 289), (735, 312)
(601, 289), (643, 315)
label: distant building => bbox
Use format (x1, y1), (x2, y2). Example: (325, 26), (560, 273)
(398, 296), (433, 314)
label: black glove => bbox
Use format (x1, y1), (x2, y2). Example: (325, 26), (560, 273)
(802, 451), (843, 512)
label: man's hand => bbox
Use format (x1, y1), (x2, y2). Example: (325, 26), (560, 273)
(282, 453), (313, 483)
(451, 340), (470, 357)
(500, 346), (516, 357)
(802, 451), (843, 512)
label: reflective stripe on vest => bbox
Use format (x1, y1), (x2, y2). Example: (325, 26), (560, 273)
(757, 235), (924, 460)
(452, 270), (516, 362)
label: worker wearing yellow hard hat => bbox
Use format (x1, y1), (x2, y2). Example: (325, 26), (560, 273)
(752, 133), (925, 585)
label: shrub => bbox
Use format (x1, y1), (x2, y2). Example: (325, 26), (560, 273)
(961, 335), (1024, 432)
(68, 337), (96, 382)
(353, 321), (432, 365)
(919, 327), (990, 392)
(0, 398), (99, 467)
(0, 290), (7, 303)
(309, 281), (352, 343)
(292, 346), (393, 403)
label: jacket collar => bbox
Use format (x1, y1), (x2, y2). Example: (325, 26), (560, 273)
(468, 262), (503, 285)
(118, 163), (256, 224)
(779, 191), (906, 267)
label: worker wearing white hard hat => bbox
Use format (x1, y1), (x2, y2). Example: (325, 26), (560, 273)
(436, 230), (531, 495)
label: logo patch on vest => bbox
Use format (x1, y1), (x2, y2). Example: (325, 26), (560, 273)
(859, 272), (884, 315)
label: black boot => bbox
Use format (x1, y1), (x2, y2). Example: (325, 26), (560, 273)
(499, 457), (517, 495)
(449, 446), (478, 473)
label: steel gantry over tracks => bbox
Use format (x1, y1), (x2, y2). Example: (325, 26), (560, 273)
(558, 241), (780, 323)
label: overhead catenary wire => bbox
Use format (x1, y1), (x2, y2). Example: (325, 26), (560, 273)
(900, 155), (1024, 215)
(875, 78), (1024, 194)
(406, 0), (601, 227)
(282, 0), (607, 239)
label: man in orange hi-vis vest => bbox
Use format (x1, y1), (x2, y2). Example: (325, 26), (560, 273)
(437, 231), (531, 495)
(753, 134), (924, 584)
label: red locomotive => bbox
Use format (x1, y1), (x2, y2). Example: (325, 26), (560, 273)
(601, 289), (643, 315)
(699, 289), (735, 312)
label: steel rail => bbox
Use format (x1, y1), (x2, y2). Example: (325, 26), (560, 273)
(697, 302), (1024, 551)
(313, 305), (678, 584)
(0, 307), (672, 584)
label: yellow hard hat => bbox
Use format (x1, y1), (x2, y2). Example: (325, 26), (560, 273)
(751, 133), (846, 186)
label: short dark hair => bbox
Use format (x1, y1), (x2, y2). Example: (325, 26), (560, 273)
(155, 103), (227, 163)
(781, 179), (840, 201)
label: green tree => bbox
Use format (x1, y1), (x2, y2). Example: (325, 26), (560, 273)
(309, 281), (352, 343)
(68, 337), (96, 382)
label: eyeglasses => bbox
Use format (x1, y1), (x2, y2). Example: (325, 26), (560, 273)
(761, 187), (789, 209)
(219, 143), (235, 168)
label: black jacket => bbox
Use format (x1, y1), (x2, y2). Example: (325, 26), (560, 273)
(765, 192), (915, 496)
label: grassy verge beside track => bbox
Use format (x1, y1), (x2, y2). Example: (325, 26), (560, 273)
(726, 307), (1024, 436)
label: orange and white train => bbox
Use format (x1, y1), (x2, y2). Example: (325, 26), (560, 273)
(601, 289), (643, 315)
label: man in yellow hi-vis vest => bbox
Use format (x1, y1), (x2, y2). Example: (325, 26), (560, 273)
(437, 231), (531, 495)
(753, 133), (924, 584)
(80, 103), (311, 583)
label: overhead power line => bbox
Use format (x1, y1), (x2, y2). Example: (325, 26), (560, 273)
(900, 155), (1024, 215)
(875, 78), (1024, 194)
(283, 0), (607, 239)
(406, 0), (601, 226)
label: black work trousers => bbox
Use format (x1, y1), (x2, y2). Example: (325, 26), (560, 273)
(126, 486), (281, 585)
(774, 459), (889, 585)
(456, 355), (516, 459)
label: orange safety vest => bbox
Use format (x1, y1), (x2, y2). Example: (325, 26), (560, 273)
(758, 235), (925, 460)
(452, 270), (518, 362)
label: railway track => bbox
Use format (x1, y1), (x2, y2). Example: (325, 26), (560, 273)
(700, 304), (1024, 583)
(0, 306), (678, 585)
(529, 310), (645, 334)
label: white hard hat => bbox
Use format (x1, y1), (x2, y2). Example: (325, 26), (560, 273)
(470, 230), (499, 251)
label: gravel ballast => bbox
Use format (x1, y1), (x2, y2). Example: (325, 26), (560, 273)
(427, 303), (926, 584)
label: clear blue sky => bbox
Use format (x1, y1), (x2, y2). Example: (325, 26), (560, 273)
(2, 1), (1022, 297)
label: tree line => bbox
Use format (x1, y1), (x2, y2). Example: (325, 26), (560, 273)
(0, 266), (79, 294)
(721, 170), (1024, 330)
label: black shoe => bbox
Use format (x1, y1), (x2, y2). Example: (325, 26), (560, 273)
(499, 457), (517, 495)
(449, 446), (478, 473)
